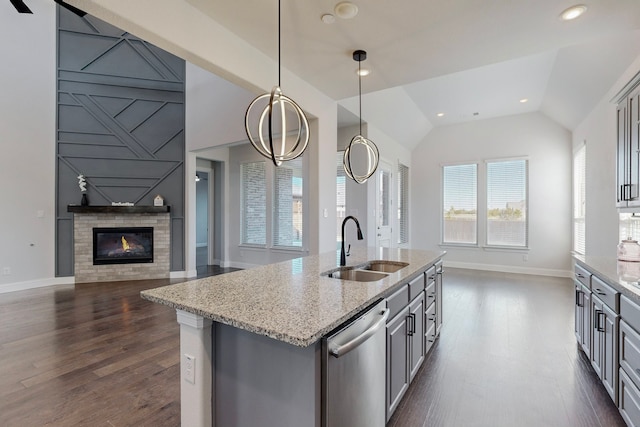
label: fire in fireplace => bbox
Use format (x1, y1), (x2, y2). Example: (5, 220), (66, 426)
(93, 227), (154, 265)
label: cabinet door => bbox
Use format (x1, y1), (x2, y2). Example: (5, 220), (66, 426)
(386, 308), (409, 421)
(409, 294), (425, 381)
(629, 90), (640, 207)
(575, 283), (584, 345)
(435, 262), (443, 336)
(581, 288), (591, 357)
(618, 99), (630, 207)
(425, 297), (436, 354)
(602, 303), (619, 404)
(591, 296), (604, 378)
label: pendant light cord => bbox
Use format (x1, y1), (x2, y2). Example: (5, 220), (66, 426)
(358, 60), (362, 135)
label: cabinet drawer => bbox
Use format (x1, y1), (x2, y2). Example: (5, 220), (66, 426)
(591, 275), (619, 312)
(425, 301), (436, 345)
(574, 264), (591, 289)
(425, 266), (436, 286)
(622, 296), (640, 334)
(425, 280), (436, 308)
(386, 285), (409, 320)
(620, 367), (640, 427)
(621, 319), (640, 391)
(409, 273), (425, 301)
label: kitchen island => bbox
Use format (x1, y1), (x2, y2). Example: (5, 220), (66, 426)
(141, 247), (445, 427)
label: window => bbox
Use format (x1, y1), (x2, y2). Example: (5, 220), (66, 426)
(442, 164), (477, 244)
(241, 161), (266, 245)
(336, 152), (346, 242)
(273, 156), (303, 247)
(486, 159), (528, 247)
(398, 163), (409, 244)
(574, 145), (586, 254)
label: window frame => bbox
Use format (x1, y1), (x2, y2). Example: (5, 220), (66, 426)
(271, 154), (307, 251)
(573, 143), (586, 255)
(397, 162), (410, 245)
(240, 160), (267, 247)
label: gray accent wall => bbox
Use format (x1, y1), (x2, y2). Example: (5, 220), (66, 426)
(55, 7), (185, 276)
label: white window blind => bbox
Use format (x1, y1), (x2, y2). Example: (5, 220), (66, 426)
(241, 161), (266, 245)
(486, 159), (528, 247)
(574, 145), (586, 254)
(442, 164), (477, 244)
(398, 163), (409, 244)
(336, 152), (346, 242)
(273, 156), (303, 247)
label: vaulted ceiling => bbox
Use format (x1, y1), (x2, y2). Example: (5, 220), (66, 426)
(68, 0), (640, 150)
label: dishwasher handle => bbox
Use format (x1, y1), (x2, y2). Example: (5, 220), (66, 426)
(329, 308), (390, 358)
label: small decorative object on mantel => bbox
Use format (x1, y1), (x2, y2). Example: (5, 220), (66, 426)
(77, 174), (89, 206)
(618, 237), (640, 262)
(111, 202), (135, 207)
(154, 195), (164, 206)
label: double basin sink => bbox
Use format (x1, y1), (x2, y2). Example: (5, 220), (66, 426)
(323, 261), (409, 282)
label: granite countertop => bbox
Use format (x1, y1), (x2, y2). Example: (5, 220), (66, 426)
(574, 254), (640, 304)
(141, 247), (445, 347)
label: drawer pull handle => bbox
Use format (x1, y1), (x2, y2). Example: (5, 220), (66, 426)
(576, 273), (584, 278)
(594, 288), (607, 296)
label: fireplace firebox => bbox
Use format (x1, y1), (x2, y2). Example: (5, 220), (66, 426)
(93, 227), (154, 265)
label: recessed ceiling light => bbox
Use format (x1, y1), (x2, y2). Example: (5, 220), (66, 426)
(321, 14), (336, 24)
(356, 68), (370, 77)
(560, 5), (587, 21)
(520, 98), (528, 103)
(437, 113), (444, 117)
(334, 2), (358, 19)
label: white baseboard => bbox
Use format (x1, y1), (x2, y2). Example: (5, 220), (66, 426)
(443, 261), (572, 278)
(0, 276), (75, 294)
(170, 270), (198, 279)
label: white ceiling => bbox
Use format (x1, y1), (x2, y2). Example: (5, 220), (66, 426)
(148, 1), (640, 149)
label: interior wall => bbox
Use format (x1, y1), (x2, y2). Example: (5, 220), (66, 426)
(0, 1), (58, 292)
(573, 54), (640, 257)
(411, 112), (572, 277)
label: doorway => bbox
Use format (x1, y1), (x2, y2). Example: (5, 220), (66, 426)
(375, 160), (393, 249)
(195, 169), (212, 268)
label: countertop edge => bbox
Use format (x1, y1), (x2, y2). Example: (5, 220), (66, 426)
(573, 254), (640, 305)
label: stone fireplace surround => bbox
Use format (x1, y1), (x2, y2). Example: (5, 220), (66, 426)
(68, 206), (170, 283)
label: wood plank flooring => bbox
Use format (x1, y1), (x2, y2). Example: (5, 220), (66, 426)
(0, 268), (626, 426)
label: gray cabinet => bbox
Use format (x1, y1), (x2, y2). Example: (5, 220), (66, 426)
(619, 295), (640, 426)
(386, 305), (409, 420)
(385, 266), (441, 422)
(409, 293), (425, 380)
(575, 281), (591, 357)
(617, 87), (640, 208)
(588, 274), (620, 404)
(435, 261), (443, 335)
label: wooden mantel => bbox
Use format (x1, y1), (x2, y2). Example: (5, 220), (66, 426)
(67, 205), (171, 214)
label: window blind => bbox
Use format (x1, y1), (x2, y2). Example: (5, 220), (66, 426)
(274, 156), (303, 247)
(442, 164), (477, 244)
(486, 159), (527, 247)
(241, 161), (266, 245)
(574, 145), (586, 254)
(398, 163), (409, 244)
(336, 152), (346, 242)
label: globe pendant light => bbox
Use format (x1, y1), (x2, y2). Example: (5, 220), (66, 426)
(245, 0), (310, 167)
(343, 49), (379, 184)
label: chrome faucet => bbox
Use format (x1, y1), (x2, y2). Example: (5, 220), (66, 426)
(340, 216), (364, 266)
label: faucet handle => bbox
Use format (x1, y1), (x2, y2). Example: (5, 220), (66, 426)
(346, 244), (351, 257)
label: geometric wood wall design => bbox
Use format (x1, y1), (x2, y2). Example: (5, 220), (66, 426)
(55, 6), (185, 276)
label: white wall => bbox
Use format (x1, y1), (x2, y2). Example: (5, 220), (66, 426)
(0, 1), (60, 292)
(573, 54), (640, 257)
(411, 112), (572, 277)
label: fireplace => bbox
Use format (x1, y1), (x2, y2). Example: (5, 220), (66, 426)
(93, 227), (154, 265)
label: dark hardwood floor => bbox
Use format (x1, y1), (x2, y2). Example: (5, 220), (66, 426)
(0, 268), (626, 426)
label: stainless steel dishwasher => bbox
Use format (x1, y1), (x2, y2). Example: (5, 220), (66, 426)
(322, 299), (390, 427)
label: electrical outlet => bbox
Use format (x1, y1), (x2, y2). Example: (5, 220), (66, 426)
(184, 354), (195, 384)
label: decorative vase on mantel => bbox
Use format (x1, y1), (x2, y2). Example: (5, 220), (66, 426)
(81, 193), (89, 206)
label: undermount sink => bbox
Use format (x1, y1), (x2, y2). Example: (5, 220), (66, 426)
(328, 269), (388, 282)
(362, 261), (409, 273)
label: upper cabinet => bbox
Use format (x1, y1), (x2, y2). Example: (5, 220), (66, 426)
(617, 80), (640, 209)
